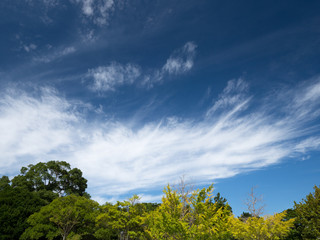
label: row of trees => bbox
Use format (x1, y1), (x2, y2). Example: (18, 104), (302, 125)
(0, 161), (319, 239)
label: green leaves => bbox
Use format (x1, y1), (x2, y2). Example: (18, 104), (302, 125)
(293, 185), (320, 239)
(12, 161), (88, 196)
(21, 195), (99, 240)
(95, 195), (148, 240)
(0, 186), (48, 240)
(1, 161), (318, 240)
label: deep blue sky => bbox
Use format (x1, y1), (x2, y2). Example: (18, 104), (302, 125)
(1, 0), (320, 216)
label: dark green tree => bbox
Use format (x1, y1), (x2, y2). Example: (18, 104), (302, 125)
(12, 161), (88, 196)
(291, 185), (320, 239)
(0, 176), (10, 190)
(283, 208), (302, 240)
(0, 184), (50, 240)
(213, 192), (232, 214)
(239, 212), (253, 222)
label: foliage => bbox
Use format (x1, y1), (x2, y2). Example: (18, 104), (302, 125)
(0, 185), (49, 240)
(12, 161), (88, 196)
(21, 194), (99, 240)
(239, 212), (253, 222)
(283, 208), (302, 240)
(95, 195), (148, 240)
(230, 212), (295, 240)
(144, 184), (233, 239)
(214, 192), (233, 213)
(292, 185), (320, 239)
(0, 176), (10, 191)
(1, 161), (319, 240)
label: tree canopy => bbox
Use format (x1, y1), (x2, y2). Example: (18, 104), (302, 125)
(0, 161), (318, 240)
(293, 185), (320, 239)
(11, 161), (88, 196)
(21, 194), (99, 240)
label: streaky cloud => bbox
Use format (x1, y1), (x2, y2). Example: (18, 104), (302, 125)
(1, 78), (320, 202)
(33, 46), (76, 63)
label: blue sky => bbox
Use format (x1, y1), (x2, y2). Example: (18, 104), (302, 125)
(1, 0), (320, 216)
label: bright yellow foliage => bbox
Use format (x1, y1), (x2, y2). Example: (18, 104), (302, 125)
(230, 211), (295, 240)
(144, 184), (233, 239)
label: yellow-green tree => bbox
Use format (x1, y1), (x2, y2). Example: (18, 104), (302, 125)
(230, 211), (295, 240)
(144, 184), (233, 239)
(95, 194), (147, 240)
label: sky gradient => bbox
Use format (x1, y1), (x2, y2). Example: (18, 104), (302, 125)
(1, 0), (320, 216)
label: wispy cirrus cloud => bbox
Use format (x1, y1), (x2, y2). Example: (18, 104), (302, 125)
(87, 42), (197, 91)
(34, 46), (76, 63)
(1, 78), (320, 202)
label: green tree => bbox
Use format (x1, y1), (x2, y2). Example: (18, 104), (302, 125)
(214, 192), (232, 213)
(283, 208), (302, 240)
(21, 195), (99, 240)
(239, 212), (253, 222)
(292, 185), (320, 239)
(95, 195), (147, 240)
(0, 176), (10, 191)
(12, 161), (88, 196)
(0, 185), (49, 240)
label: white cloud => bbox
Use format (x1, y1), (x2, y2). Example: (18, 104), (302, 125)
(0, 87), (79, 172)
(206, 78), (249, 117)
(89, 42), (197, 91)
(75, 0), (114, 25)
(1, 78), (320, 201)
(162, 42), (197, 75)
(88, 62), (141, 91)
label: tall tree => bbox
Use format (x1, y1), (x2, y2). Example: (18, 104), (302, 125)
(12, 161), (88, 196)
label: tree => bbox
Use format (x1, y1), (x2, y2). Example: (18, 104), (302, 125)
(95, 195), (148, 240)
(244, 186), (265, 217)
(21, 195), (99, 240)
(12, 161), (88, 196)
(0, 184), (49, 240)
(214, 192), (232, 213)
(144, 184), (233, 239)
(283, 208), (302, 240)
(239, 212), (253, 222)
(292, 185), (320, 239)
(0, 176), (10, 191)
(230, 211), (295, 240)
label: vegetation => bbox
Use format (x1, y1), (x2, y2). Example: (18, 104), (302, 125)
(0, 161), (319, 239)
